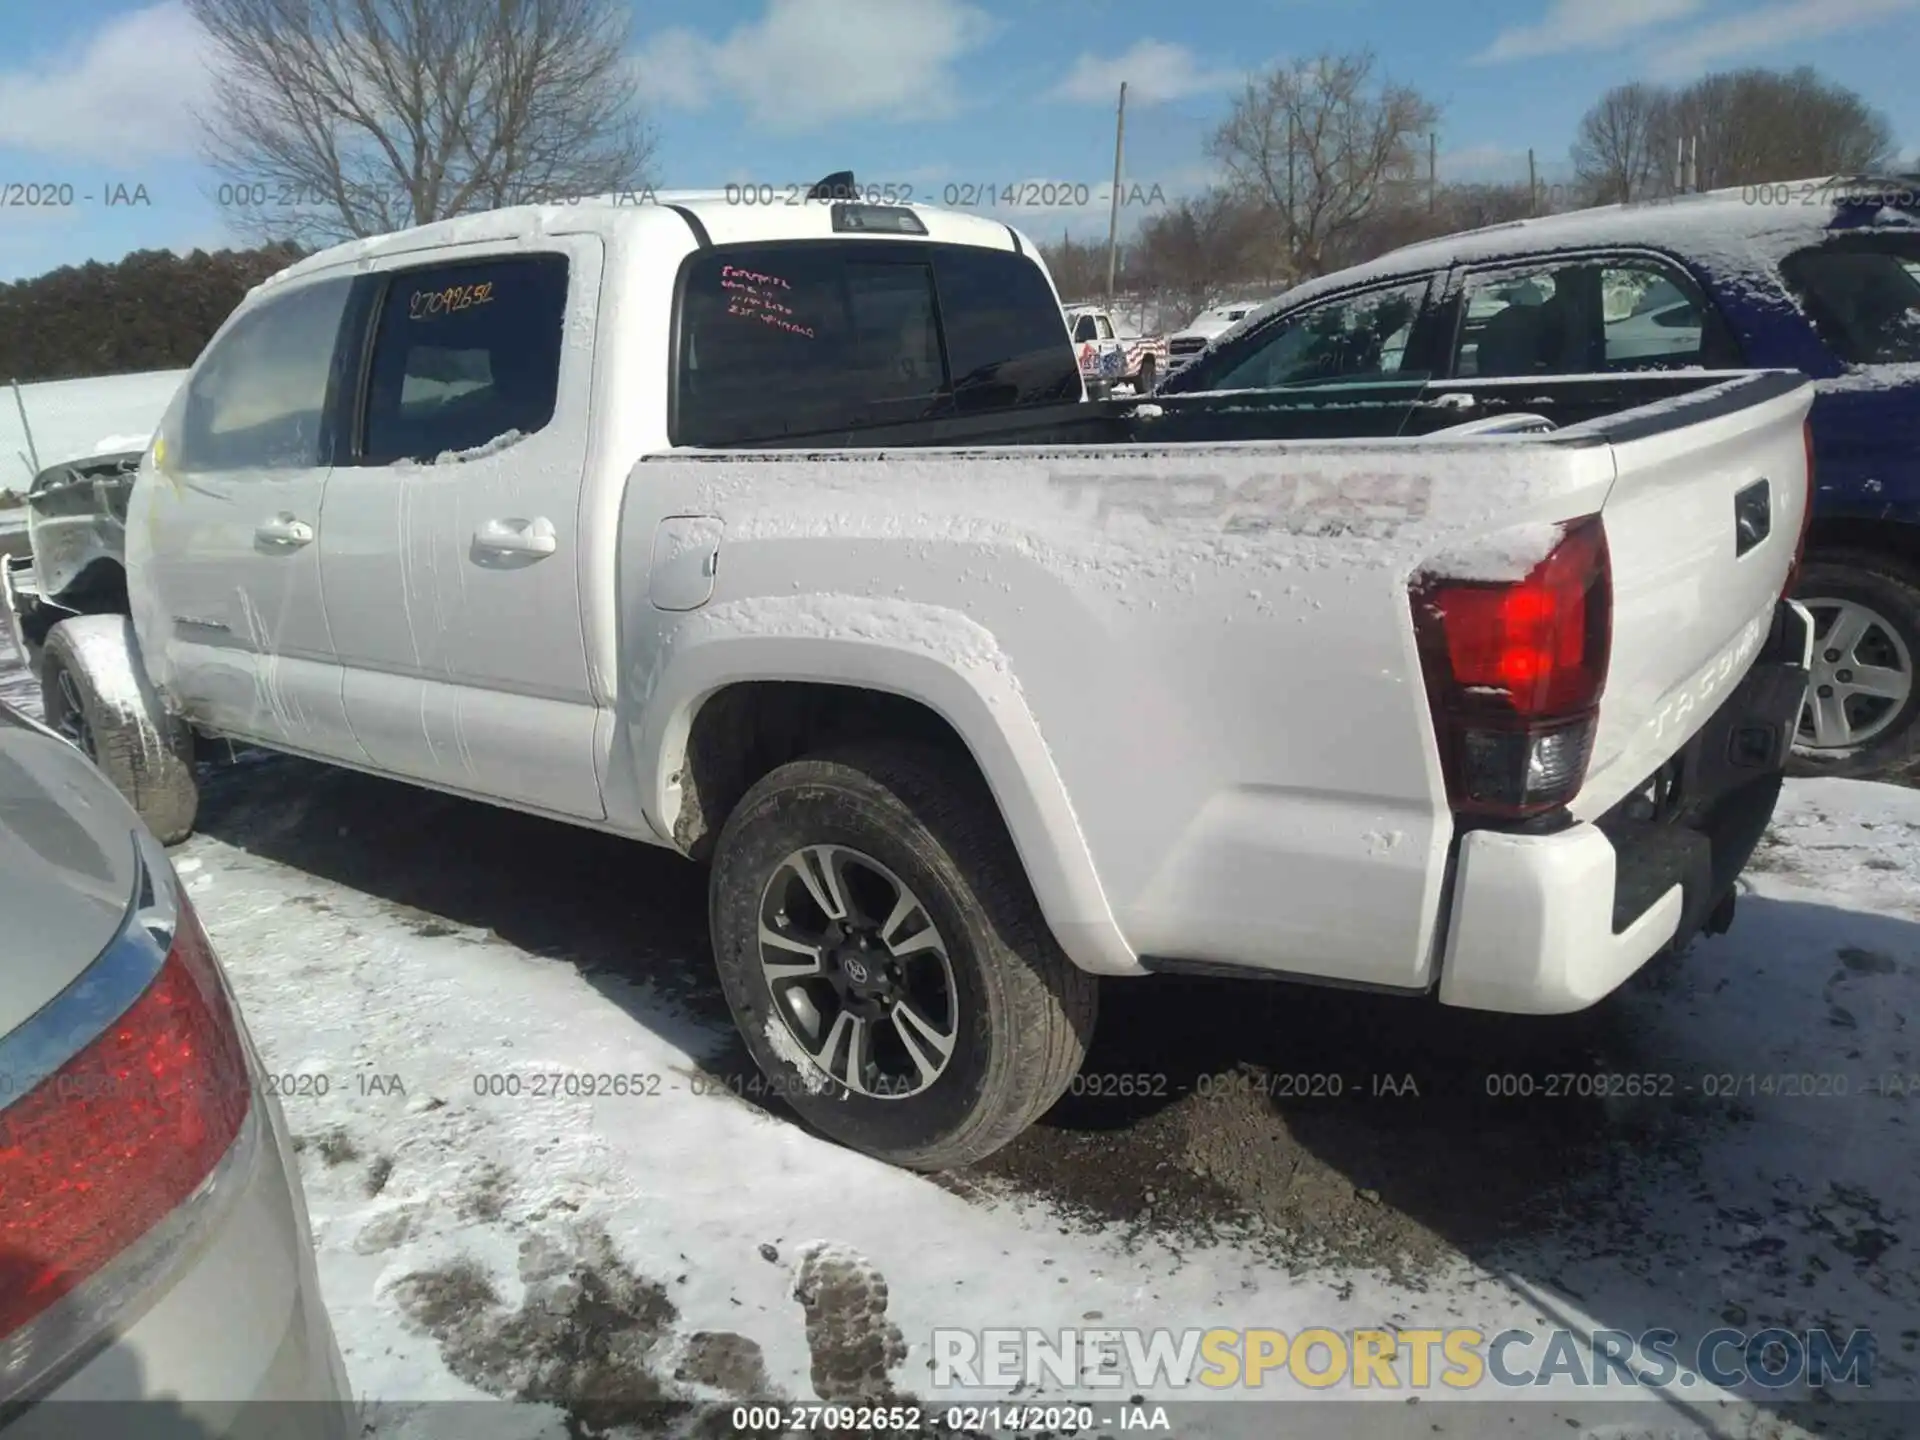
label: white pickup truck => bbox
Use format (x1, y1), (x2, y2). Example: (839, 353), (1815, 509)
(5, 188), (1816, 1170)
(1063, 305), (1169, 397)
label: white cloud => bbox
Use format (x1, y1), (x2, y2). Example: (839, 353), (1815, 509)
(0, 3), (217, 162)
(1477, 0), (1705, 62)
(1050, 40), (1241, 105)
(633, 0), (995, 129)
(1645, 0), (1920, 78)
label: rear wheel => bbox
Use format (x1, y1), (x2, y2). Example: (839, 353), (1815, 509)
(40, 615), (198, 843)
(1136, 356), (1157, 394)
(1788, 553), (1920, 781)
(707, 742), (1097, 1170)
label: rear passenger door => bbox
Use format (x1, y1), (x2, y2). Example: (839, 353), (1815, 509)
(319, 240), (607, 818)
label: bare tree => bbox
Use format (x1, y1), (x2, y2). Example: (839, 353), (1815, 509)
(1037, 232), (1109, 304)
(1572, 82), (1671, 204)
(1129, 188), (1274, 321)
(1208, 50), (1440, 282)
(188, 0), (658, 244)
(1659, 67), (1897, 192)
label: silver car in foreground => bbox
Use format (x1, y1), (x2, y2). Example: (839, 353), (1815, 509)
(0, 698), (352, 1438)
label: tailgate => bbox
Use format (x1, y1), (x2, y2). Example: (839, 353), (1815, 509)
(1575, 371), (1815, 818)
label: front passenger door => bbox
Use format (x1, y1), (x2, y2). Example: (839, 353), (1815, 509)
(132, 273), (363, 758)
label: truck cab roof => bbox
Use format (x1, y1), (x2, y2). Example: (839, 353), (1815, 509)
(265, 194), (1037, 294)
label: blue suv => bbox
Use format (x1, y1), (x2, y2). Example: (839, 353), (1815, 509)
(1162, 178), (1920, 780)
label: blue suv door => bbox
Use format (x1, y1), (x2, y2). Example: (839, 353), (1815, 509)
(1766, 227), (1920, 778)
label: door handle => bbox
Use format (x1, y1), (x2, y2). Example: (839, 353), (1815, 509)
(255, 515), (314, 547)
(473, 516), (557, 557)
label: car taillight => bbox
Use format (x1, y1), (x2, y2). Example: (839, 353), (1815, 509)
(0, 893), (251, 1345)
(1411, 516), (1612, 819)
(1784, 417), (1815, 595)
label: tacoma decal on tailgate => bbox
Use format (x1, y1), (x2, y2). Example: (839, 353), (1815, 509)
(1646, 610), (1771, 747)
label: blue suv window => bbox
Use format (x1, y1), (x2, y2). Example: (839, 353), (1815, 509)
(1782, 238), (1920, 365)
(1176, 280), (1430, 392)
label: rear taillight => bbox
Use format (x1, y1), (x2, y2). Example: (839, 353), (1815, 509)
(0, 893), (251, 1344)
(1784, 417), (1815, 595)
(1411, 516), (1612, 819)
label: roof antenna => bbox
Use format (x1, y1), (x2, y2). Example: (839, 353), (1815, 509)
(807, 171), (856, 201)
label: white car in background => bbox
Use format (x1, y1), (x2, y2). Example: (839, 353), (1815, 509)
(1165, 298), (1281, 375)
(0, 694), (353, 1438)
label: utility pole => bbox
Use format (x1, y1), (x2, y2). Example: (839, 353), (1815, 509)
(1104, 80), (1127, 309)
(1528, 149), (1538, 215)
(1429, 132), (1437, 213)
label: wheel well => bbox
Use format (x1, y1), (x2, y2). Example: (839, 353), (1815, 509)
(21, 560), (128, 650)
(1806, 519), (1920, 578)
(673, 681), (978, 858)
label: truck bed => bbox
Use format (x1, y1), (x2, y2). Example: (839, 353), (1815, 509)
(630, 365), (1813, 991)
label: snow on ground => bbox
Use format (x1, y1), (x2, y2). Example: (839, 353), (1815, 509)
(1, 370), (184, 488)
(1, 630), (1914, 1438)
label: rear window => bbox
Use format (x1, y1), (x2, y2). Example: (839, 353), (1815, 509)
(1781, 238), (1920, 365)
(934, 248), (1081, 414)
(673, 241), (1077, 445)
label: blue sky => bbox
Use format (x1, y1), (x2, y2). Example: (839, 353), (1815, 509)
(1, 0), (1917, 282)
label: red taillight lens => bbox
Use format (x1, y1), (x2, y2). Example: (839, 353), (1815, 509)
(1412, 517), (1612, 818)
(1784, 417), (1815, 595)
(0, 897), (250, 1342)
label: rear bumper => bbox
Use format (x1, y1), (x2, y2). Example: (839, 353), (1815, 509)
(1438, 599), (1813, 1015)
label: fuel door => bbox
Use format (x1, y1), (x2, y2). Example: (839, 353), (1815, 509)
(648, 515), (724, 611)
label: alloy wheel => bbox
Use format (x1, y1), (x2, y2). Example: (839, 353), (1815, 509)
(757, 844), (960, 1100)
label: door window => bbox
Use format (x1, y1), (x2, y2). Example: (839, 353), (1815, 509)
(1071, 313), (1098, 343)
(1454, 266), (1584, 377)
(1455, 257), (1716, 376)
(1781, 238), (1920, 364)
(174, 276), (352, 471)
(358, 254), (570, 465)
(1601, 263), (1708, 368)
(1201, 280), (1429, 390)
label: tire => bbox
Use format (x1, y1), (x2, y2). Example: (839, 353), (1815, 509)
(1786, 552), (1920, 782)
(707, 741), (1097, 1170)
(40, 615), (199, 843)
(1136, 356), (1157, 394)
